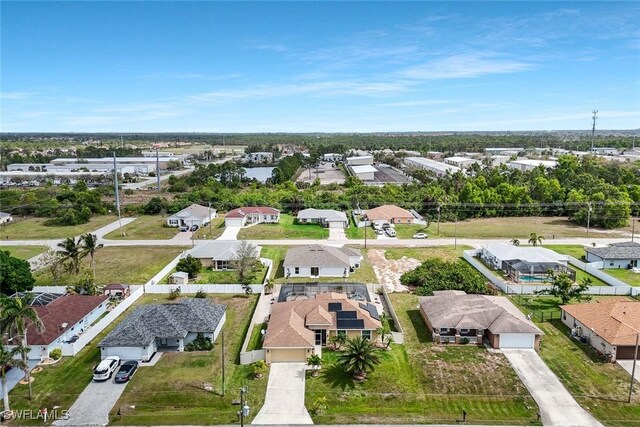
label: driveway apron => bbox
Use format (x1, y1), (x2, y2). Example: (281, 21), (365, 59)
(252, 362), (313, 425)
(53, 378), (128, 426)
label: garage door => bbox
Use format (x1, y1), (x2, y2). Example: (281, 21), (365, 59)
(499, 333), (535, 349)
(270, 348), (307, 363)
(616, 346), (640, 359)
(328, 221), (344, 229)
(225, 218), (244, 228)
(102, 346), (144, 361)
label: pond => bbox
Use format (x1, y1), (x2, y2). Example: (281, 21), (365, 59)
(243, 167), (274, 183)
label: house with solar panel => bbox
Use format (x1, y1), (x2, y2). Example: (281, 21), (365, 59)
(262, 292), (381, 363)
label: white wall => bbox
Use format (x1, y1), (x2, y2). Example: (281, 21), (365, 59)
(283, 266), (349, 278)
(561, 312), (616, 359)
(146, 283), (263, 293)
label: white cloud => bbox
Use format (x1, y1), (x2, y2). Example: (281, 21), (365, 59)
(0, 91), (38, 100)
(400, 53), (534, 80)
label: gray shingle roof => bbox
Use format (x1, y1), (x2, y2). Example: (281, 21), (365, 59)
(296, 209), (347, 222)
(99, 299), (226, 347)
(169, 204), (214, 220)
(189, 241), (261, 261)
(585, 241), (640, 260)
(283, 245), (360, 268)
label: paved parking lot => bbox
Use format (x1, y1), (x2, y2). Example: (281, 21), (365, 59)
(54, 377), (128, 426)
(296, 162), (345, 185)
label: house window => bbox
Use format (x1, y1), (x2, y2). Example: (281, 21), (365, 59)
(439, 327), (449, 334)
(361, 330), (372, 340)
(169, 219), (178, 225)
(610, 262), (614, 267)
(460, 328), (469, 334)
(294, 267), (299, 275)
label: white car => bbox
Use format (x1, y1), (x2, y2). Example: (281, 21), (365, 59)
(413, 233), (428, 239)
(385, 228), (396, 237)
(93, 356), (121, 381)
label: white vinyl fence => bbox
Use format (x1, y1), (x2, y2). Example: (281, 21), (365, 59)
(567, 256), (631, 288)
(146, 283), (263, 294)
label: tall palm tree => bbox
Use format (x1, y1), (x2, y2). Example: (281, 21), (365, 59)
(528, 232), (544, 247)
(56, 236), (82, 274)
(510, 238), (520, 246)
(0, 294), (44, 401)
(80, 233), (99, 277)
(337, 336), (381, 380)
(0, 342), (29, 413)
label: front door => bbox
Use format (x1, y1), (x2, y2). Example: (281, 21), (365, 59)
(311, 267), (319, 277)
(160, 338), (168, 346)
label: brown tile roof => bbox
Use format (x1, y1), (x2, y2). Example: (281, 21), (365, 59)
(263, 293), (381, 349)
(26, 294), (109, 345)
(225, 206), (280, 219)
(561, 300), (640, 346)
(365, 204), (414, 221)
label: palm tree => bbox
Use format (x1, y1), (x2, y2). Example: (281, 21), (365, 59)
(80, 233), (99, 277)
(329, 332), (347, 350)
(528, 232), (544, 247)
(510, 238), (520, 246)
(0, 342), (29, 413)
(0, 294), (44, 401)
(338, 336), (381, 380)
(56, 237), (82, 274)
(307, 354), (322, 377)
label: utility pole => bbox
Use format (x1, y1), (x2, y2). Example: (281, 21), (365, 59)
(586, 202), (592, 235)
(454, 210), (458, 250)
(628, 333), (639, 403)
(632, 218), (636, 243)
(591, 110), (598, 151)
(221, 331), (225, 396)
(113, 152), (124, 236)
(208, 203), (213, 237)
(156, 148), (161, 192)
(239, 385), (250, 427)
(437, 205), (441, 235)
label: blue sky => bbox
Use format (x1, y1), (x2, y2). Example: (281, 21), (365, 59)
(1, 1), (639, 132)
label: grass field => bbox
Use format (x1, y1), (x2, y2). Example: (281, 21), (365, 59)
(104, 215), (178, 240)
(192, 216), (225, 240)
(237, 214), (328, 240)
(394, 223), (430, 239)
(604, 268), (640, 286)
(194, 264), (269, 285)
(1, 245), (46, 260)
(246, 322), (267, 351)
(35, 246), (186, 285)
(543, 244), (586, 259)
(0, 216), (117, 240)
(424, 217), (626, 239)
(306, 292), (538, 425)
(384, 245), (470, 262)
(110, 294), (265, 425)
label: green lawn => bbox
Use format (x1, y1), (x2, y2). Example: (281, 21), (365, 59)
(307, 292), (539, 425)
(192, 216), (226, 240)
(104, 215), (179, 240)
(604, 268), (640, 286)
(35, 246), (186, 285)
(260, 246), (288, 280)
(246, 322), (267, 351)
(1, 245), (46, 260)
(110, 294), (266, 425)
(0, 216), (117, 240)
(194, 264), (269, 285)
(384, 245), (470, 262)
(537, 320), (640, 426)
(237, 214), (328, 240)
(393, 223), (430, 239)
(543, 244), (586, 260)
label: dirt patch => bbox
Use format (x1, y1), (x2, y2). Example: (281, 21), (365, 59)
(368, 249), (421, 292)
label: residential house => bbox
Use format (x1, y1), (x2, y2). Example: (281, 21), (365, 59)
(585, 242), (640, 269)
(99, 298), (226, 361)
(480, 242), (573, 283)
(166, 204), (216, 228)
(11, 294), (109, 360)
(283, 244), (362, 278)
(0, 211), (13, 225)
(188, 241), (262, 270)
(365, 204), (414, 225)
(224, 206), (280, 228)
(350, 165), (377, 181)
(419, 291), (543, 349)
(263, 292), (381, 362)
(561, 299), (640, 361)
(296, 208), (348, 228)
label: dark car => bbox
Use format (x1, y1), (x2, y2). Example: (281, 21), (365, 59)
(190, 224), (199, 231)
(114, 360), (139, 383)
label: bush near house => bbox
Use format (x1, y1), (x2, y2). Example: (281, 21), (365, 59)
(400, 258), (488, 295)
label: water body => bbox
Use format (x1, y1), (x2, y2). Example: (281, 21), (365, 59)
(243, 167), (274, 183)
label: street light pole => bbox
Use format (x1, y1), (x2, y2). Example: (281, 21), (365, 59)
(586, 202), (592, 235)
(628, 333), (639, 403)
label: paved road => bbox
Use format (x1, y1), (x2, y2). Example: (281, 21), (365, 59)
(121, 166), (194, 190)
(252, 363), (313, 425)
(53, 377), (128, 426)
(503, 349), (602, 427)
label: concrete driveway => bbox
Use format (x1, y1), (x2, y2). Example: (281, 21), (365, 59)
(329, 228), (346, 240)
(503, 349), (602, 427)
(252, 363), (313, 425)
(53, 377), (128, 426)
(617, 359), (640, 382)
(218, 226), (241, 240)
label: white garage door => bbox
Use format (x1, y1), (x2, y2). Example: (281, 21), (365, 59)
(225, 218), (244, 228)
(328, 221), (344, 229)
(271, 349), (307, 362)
(500, 333), (535, 349)
(102, 346), (145, 361)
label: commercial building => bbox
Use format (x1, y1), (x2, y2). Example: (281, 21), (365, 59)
(507, 159), (558, 172)
(404, 157), (461, 176)
(350, 164), (377, 181)
(443, 156), (478, 169)
(346, 155), (374, 166)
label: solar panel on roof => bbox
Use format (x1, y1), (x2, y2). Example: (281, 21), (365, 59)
(358, 303), (380, 321)
(337, 319), (365, 329)
(328, 302), (342, 312)
(337, 310), (357, 319)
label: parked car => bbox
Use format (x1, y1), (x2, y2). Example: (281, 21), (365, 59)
(413, 233), (427, 239)
(190, 224), (199, 231)
(381, 223), (391, 230)
(93, 356), (121, 381)
(114, 360), (139, 383)
(179, 226), (189, 232)
(385, 228), (396, 237)
(372, 223), (382, 231)
(375, 229), (384, 235)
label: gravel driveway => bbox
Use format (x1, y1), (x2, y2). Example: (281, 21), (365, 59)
(53, 377), (128, 426)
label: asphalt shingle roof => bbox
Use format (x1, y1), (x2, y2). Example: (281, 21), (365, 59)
(283, 245), (361, 269)
(296, 208), (347, 222)
(585, 241), (640, 260)
(99, 299), (226, 347)
(169, 204), (214, 220)
(188, 241), (261, 261)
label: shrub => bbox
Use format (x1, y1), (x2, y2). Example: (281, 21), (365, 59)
(311, 397), (327, 415)
(461, 337), (470, 345)
(49, 348), (62, 360)
(195, 289), (207, 298)
(185, 333), (213, 351)
(168, 287), (181, 300)
(400, 258), (487, 295)
(252, 360), (268, 378)
(176, 255), (202, 279)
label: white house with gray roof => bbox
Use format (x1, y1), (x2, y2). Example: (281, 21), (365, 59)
(99, 299), (226, 361)
(283, 245), (362, 278)
(189, 241), (262, 269)
(167, 204), (216, 228)
(296, 208), (348, 228)
(585, 241), (640, 269)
